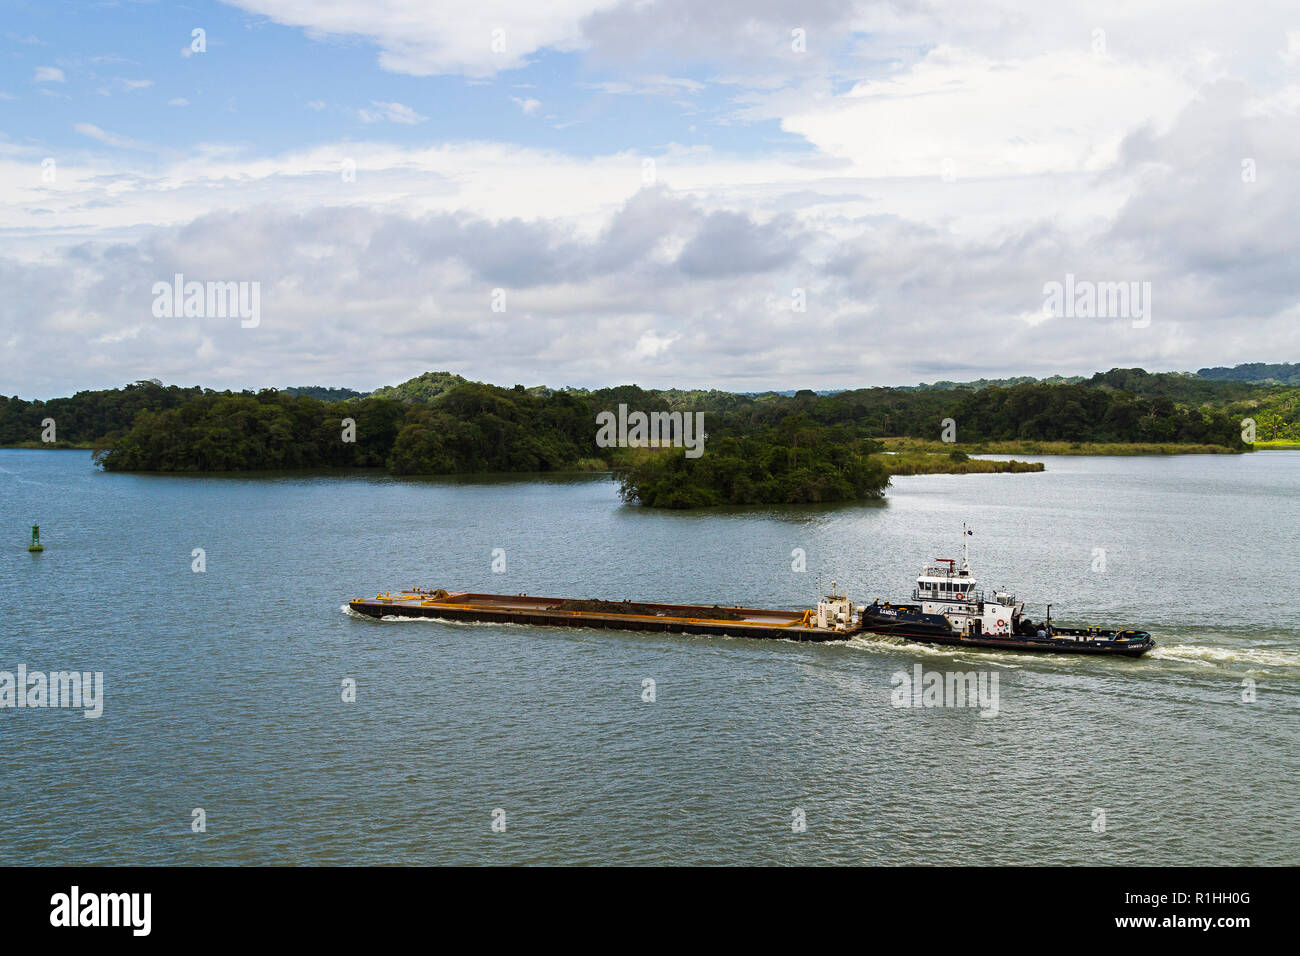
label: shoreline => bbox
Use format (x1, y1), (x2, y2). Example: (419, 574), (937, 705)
(876, 437), (1246, 456)
(0, 443), (98, 450)
(882, 453), (1044, 476)
(2, 438), (1251, 457)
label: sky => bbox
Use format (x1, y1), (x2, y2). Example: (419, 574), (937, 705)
(2, 0), (1299, 398)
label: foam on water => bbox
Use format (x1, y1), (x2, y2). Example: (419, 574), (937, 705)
(341, 605), (495, 627)
(844, 632), (1093, 668)
(1149, 641), (1300, 675)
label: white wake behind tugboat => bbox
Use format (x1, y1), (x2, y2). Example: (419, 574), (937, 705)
(850, 525), (1155, 657)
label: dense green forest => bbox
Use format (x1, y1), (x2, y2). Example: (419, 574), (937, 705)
(369, 371), (468, 403)
(282, 386), (369, 402)
(386, 384), (601, 473)
(1230, 389), (1300, 442)
(651, 373), (1253, 445)
(5, 362), (1296, 507)
(612, 431), (891, 507)
(1198, 362), (1300, 385)
(7, 368), (1266, 456)
(894, 374), (1087, 391)
(0, 381), (204, 448)
(100, 391), (407, 471)
(946, 380), (1244, 444)
(98, 384), (601, 474)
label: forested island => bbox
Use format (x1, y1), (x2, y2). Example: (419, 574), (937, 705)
(2, 364), (1294, 508)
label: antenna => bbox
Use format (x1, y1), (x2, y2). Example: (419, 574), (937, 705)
(961, 522), (972, 572)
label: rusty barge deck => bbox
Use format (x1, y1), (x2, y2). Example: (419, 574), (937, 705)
(347, 590), (846, 642)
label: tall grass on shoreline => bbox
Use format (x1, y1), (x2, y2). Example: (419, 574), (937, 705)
(882, 451), (1044, 476)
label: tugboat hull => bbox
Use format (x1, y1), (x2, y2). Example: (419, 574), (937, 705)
(858, 615), (1154, 657)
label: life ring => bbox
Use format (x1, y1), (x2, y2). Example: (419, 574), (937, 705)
(955, 592), (965, 600)
(996, 619), (1006, 627)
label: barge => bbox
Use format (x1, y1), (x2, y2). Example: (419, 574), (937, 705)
(349, 526), (1154, 657)
(348, 590), (848, 642)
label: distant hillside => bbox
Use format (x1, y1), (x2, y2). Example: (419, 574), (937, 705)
(282, 386), (369, 402)
(360, 365), (1289, 403)
(1198, 362), (1300, 386)
(1087, 367), (1268, 403)
(368, 371), (469, 403)
(11, 363), (1293, 462)
(665, 376), (1087, 397)
(895, 374), (1087, 391)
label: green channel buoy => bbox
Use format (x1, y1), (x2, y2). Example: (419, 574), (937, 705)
(28, 525), (43, 552)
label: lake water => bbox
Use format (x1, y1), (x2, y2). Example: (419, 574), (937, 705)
(2, 449), (1297, 865)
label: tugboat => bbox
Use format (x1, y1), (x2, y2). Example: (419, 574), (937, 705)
(857, 525), (1154, 656)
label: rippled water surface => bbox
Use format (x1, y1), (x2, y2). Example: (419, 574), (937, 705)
(2, 449), (1297, 865)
